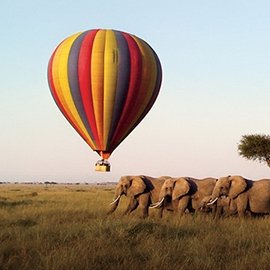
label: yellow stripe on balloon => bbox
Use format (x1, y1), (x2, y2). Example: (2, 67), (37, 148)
(103, 30), (118, 147)
(52, 33), (95, 149)
(91, 30), (106, 148)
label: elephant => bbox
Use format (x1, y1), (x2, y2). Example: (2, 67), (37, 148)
(151, 177), (217, 216)
(207, 175), (270, 217)
(107, 175), (172, 218)
(199, 195), (237, 219)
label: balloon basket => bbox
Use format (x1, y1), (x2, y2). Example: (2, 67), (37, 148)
(95, 160), (111, 172)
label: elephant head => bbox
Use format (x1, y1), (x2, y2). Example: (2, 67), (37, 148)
(108, 176), (146, 213)
(150, 177), (190, 208)
(199, 195), (213, 212)
(208, 175), (247, 206)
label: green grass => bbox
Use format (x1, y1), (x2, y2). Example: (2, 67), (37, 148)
(0, 184), (270, 270)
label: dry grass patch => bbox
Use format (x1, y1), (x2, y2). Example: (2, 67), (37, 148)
(0, 184), (270, 270)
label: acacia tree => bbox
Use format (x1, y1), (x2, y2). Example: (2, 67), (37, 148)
(238, 134), (270, 168)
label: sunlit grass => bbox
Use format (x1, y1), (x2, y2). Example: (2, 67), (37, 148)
(0, 184), (269, 270)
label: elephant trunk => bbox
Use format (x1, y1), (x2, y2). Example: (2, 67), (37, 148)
(207, 197), (218, 206)
(107, 195), (121, 214)
(159, 189), (169, 202)
(207, 186), (221, 206)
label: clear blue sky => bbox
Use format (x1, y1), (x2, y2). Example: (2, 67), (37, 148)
(1, 1), (270, 182)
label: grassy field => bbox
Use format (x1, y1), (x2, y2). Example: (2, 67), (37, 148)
(0, 184), (270, 270)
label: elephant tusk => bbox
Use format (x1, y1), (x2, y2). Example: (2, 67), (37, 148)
(149, 197), (165, 209)
(207, 197), (218, 206)
(149, 202), (158, 208)
(110, 195), (121, 205)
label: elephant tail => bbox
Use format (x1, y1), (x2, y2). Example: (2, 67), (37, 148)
(107, 195), (121, 214)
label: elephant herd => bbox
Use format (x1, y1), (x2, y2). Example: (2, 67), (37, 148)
(108, 175), (270, 219)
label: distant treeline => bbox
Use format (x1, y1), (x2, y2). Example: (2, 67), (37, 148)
(0, 181), (117, 185)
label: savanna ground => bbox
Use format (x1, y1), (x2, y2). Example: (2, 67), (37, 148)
(0, 184), (270, 270)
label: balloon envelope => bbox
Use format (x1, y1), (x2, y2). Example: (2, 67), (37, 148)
(48, 29), (162, 161)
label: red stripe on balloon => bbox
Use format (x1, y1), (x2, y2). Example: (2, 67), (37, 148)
(110, 33), (143, 150)
(78, 29), (101, 150)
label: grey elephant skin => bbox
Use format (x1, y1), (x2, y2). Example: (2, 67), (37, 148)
(107, 175), (171, 218)
(209, 175), (270, 217)
(153, 177), (217, 216)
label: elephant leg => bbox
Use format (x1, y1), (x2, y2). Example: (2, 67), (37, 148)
(236, 196), (248, 218)
(138, 193), (150, 218)
(210, 204), (217, 219)
(177, 196), (189, 216)
(158, 208), (164, 218)
(124, 198), (138, 215)
(214, 205), (223, 219)
(237, 209), (245, 218)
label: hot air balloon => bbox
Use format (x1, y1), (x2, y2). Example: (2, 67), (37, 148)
(47, 29), (162, 172)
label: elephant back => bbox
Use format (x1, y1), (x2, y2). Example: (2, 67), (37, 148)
(195, 178), (217, 195)
(188, 178), (217, 210)
(142, 176), (170, 203)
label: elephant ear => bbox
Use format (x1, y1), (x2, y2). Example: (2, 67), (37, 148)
(228, 176), (247, 199)
(172, 178), (190, 200)
(128, 176), (146, 197)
